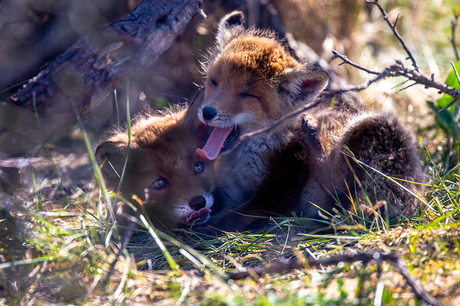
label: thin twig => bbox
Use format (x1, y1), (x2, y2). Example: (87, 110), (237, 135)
(228, 251), (443, 306)
(107, 216), (136, 280)
(239, 67), (388, 140)
(387, 61), (460, 100)
(331, 50), (460, 99)
(366, 0), (420, 72)
(332, 51), (380, 75)
(241, 56), (460, 140)
(440, 99), (458, 112)
(391, 79), (410, 90)
(241, 69), (390, 140)
(440, 61), (460, 111)
(451, 13), (459, 62)
(451, 61), (460, 85)
(242, 3), (460, 140)
(239, 97), (324, 140)
(398, 82), (417, 92)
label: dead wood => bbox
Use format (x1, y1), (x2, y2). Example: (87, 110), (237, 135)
(1, 0), (203, 156)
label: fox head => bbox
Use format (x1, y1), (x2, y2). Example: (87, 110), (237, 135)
(196, 11), (329, 160)
(95, 107), (215, 231)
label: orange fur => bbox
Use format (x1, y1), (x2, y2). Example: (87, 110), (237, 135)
(96, 104), (215, 231)
(192, 11), (424, 232)
(195, 12), (330, 212)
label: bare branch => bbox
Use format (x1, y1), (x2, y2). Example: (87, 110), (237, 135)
(228, 252), (443, 306)
(11, 0), (204, 119)
(242, 50), (460, 141)
(242, 55), (460, 141)
(388, 62), (460, 100)
(240, 70), (390, 140)
(240, 98), (324, 140)
(107, 215), (136, 280)
(398, 82), (417, 92)
(332, 51), (380, 75)
(335, 48), (460, 99)
(366, 0), (419, 72)
(440, 99), (458, 112)
(451, 61), (460, 85)
(451, 13), (459, 62)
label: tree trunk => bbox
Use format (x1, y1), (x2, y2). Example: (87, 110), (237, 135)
(1, 0), (203, 156)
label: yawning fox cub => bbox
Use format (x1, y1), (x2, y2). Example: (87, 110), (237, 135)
(195, 11), (424, 231)
(96, 104), (214, 231)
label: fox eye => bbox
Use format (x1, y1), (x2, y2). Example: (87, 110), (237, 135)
(151, 178), (168, 190)
(209, 79), (218, 87)
(238, 93), (258, 99)
(194, 161), (205, 174)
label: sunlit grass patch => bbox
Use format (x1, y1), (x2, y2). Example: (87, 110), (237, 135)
(2, 146), (459, 304)
(2, 166), (459, 305)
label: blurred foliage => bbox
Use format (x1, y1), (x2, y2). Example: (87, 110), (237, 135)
(427, 59), (460, 167)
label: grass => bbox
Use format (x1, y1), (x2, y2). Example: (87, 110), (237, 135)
(2, 1), (460, 305)
(1, 159), (459, 305)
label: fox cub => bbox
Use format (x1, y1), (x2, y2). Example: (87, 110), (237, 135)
(194, 11), (425, 231)
(96, 104), (214, 231)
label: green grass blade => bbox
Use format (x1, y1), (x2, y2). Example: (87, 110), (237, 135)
(139, 214), (179, 272)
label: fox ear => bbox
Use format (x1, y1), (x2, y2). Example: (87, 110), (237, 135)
(95, 141), (130, 182)
(216, 11), (245, 48)
(279, 69), (329, 102)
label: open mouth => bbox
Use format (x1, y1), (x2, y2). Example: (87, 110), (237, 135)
(196, 125), (240, 160)
(186, 207), (211, 225)
(222, 125), (239, 151)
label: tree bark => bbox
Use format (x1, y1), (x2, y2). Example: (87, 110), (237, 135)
(1, 0), (203, 156)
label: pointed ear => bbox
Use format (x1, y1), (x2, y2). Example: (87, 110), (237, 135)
(216, 11), (245, 48)
(279, 69), (329, 102)
(95, 141), (130, 182)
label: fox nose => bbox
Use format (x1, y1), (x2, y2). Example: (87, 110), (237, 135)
(202, 106), (217, 121)
(189, 196), (206, 210)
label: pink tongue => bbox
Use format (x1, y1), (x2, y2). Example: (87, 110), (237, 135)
(186, 208), (211, 222)
(196, 126), (234, 160)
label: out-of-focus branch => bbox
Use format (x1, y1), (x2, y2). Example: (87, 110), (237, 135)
(439, 61), (460, 111)
(11, 0), (204, 114)
(451, 13), (459, 62)
(228, 252), (443, 306)
(1, 0), (204, 156)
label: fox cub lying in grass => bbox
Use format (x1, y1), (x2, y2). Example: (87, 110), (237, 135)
(95, 11), (424, 233)
(96, 102), (215, 231)
(194, 11), (425, 231)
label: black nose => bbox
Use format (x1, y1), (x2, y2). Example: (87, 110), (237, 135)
(202, 106), (217, 121)
(189, 196), (206, 210)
